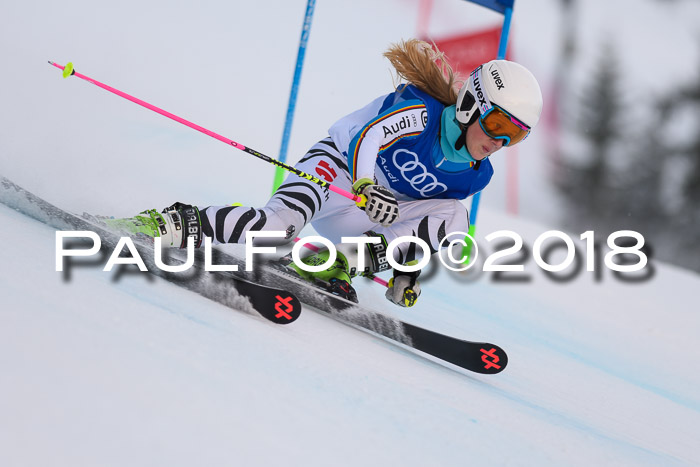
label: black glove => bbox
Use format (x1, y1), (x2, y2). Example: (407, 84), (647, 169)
(352, 178), (399, 227)
(385, 269), (421, 307)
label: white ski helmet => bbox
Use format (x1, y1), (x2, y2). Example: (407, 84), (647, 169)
(456, 60), (543, 130)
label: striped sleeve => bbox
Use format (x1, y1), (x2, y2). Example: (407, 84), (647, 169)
(347, 99), (428, 182)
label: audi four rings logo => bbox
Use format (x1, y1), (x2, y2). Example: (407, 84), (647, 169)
(392, 149), (448, 197)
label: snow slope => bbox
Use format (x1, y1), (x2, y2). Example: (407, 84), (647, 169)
(2, 197), (699, 466)
(2, 0), (700, 465)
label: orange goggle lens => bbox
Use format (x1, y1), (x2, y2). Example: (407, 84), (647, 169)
(479, 105), (531, 147)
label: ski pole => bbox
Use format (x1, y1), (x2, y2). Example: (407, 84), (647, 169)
(48, 61), (364, 204)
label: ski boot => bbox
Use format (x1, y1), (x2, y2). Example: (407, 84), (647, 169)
(101, 202), (203, 248)
(279, 233), (393, 304)
(281, 249), (359, 303)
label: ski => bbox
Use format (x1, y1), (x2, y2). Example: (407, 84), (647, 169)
(0, 176), (301, 325)
(252, 262), (508, 374)
(0, 175), (506, 374)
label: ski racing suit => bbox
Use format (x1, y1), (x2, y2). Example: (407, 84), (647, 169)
(198, 84), (494, 269)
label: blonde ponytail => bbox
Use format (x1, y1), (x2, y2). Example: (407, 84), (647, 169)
(383, 39), (462, 106)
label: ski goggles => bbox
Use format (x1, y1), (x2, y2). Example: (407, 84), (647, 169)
(469, 65), (531, 147)
(478, 104), (531, 147)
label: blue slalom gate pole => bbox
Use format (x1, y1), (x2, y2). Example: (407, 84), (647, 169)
(272, 0), (317, 193)
(463, 0), (515, 262)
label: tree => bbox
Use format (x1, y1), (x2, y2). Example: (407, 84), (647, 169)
(554, 44), (626, 232)
(658, 59), (700, 271)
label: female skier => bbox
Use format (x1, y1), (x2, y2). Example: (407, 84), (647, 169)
(118, 39), (543, 307)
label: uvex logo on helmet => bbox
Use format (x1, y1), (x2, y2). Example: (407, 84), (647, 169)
(490, 68), (505, 90)
(472, 74), (487, 108)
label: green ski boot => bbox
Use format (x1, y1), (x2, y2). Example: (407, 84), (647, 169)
(286, 249), (358, 303)
(103, 209), (164, 238)
(102, 203), (203, 248)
